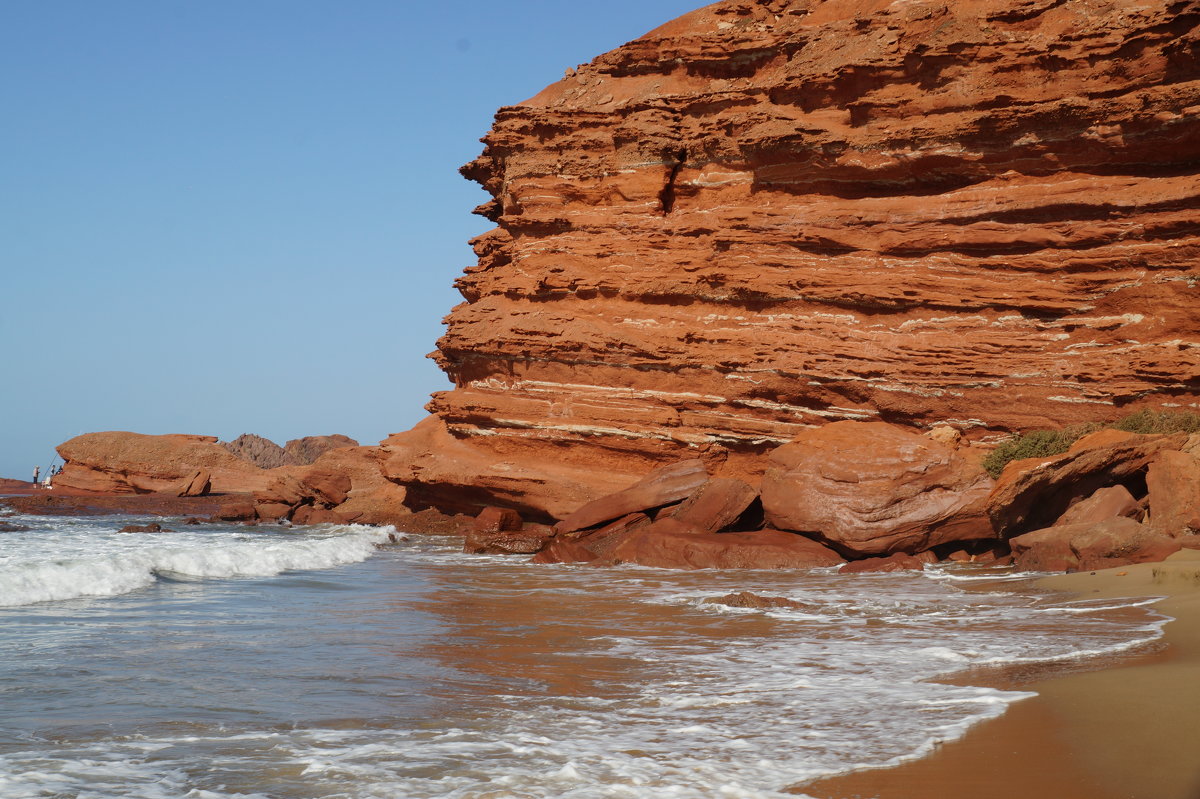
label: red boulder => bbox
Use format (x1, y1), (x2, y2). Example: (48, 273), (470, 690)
(1052, 485), (1139, 527)
(174, 469), (211, 498)
(472, 506), (523, 535)
(1147, 450), (1200, 536)
(664, 478), (759, 534)
(839, 553), (927, 574)
(762, 421), (995, 556)
(554, 459), (708, 535)
(1010, 517), (1181, 572)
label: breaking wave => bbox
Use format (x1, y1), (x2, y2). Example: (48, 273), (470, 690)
(0, 520), (391, 607)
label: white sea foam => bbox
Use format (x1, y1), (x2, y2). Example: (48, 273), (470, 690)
(0, 519), (390, 607)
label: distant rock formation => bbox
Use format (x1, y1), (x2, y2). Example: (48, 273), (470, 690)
(222, 434), (288, 469)
(282, 435), (359, 466)
(222, 433), (359, 468)
(53, 431), (358, 496)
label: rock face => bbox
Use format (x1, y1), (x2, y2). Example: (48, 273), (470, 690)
(414, 0), (1200, 512)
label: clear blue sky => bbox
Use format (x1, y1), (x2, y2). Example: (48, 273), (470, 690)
(0, 0), (705, 480)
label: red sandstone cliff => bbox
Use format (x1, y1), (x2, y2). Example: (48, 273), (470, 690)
(383, 0), (1199, 517)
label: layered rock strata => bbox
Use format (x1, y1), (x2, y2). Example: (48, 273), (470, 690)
(415, 0), (1200, 513)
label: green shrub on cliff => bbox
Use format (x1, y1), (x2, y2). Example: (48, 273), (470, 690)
(981, 410), (1200, 479)
(1111, 409), (1200, 436)
(981, 426), (1097, 478)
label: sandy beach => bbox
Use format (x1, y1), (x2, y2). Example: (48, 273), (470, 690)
(800, 549), (1200, 799)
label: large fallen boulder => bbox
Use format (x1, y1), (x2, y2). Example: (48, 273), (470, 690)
(554, 459), (709, 535)
(761, 421), (995, 556)
(463, 507), (554, 554)
(662, 478), (759, 535)
(535, 512), (653, 564)
(988, 429), (1186, 535)
(1051, 485), (1140, 527)
(1010, 517), (1181, 572)
(174, 469), (211, 498)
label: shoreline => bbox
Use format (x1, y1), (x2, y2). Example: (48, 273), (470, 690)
(799, 549), (1200, 799)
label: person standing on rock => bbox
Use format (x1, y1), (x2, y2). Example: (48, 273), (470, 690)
(32, 466), (40, 486)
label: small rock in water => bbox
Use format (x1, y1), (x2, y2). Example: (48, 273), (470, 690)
(118, 523), (171, 533)
(704, 591), (801, 609)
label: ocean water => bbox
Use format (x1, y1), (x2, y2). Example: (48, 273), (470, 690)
(0, 508), (1167, 799)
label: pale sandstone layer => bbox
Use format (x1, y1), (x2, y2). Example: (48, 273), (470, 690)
(408, 0), (1199, 513)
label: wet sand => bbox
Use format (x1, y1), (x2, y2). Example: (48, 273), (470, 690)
(799, 549), (1200, 799)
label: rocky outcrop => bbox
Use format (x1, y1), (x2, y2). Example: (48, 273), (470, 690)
(987, 429), (1186, 534)
(52, 431), (366, 506)
(704, 592), (802, 610)
(36, 1), (1200, 578)
(410, 0), (1200, 513)
(54, 433), (277, 495)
